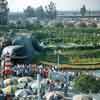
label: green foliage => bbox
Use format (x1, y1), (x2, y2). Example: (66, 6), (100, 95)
(35, 6), (46, 19)
(23, 1), (56, 20)
(24, 6), (35, 17)
(8, 23), (15, 28)
(25, 22), (43, 30)
(0, 25), (9, 32)
(55, 23), (64, 28)
(74, 74), (100, 93)
(1, 24), (100, 47)
(45, 1), (56, 20)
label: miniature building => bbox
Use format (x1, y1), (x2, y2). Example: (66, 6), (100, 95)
(0, 0), (9, 25)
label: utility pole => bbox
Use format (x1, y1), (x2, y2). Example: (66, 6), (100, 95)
(54, 50), (61, 68)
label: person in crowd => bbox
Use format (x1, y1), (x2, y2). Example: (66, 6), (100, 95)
(48, 80), (55, 92)
(0, 88), (5, 100)
(16, 68), (20, 76)
(24, 82), (28, 89)
(64, 82), (68, 96)
(27, 64), (32, 76)
(5, 94), (12, 100)
(61, 82), (64, 89)
(43, 68), (48, 78)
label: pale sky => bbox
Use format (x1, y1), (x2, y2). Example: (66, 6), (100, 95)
(8, 0), (100, 12)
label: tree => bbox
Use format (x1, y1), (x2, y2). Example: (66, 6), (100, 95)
(80, 5), (86, 17)
(45, 1), (56, 20)
(74, 74), (100, 93)
(24, 6), (35, 17)
(35, 6), (46, 19)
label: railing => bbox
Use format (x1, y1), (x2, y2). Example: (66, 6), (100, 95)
(13, 96), (37, 100)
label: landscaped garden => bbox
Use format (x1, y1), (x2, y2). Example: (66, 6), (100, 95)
(33, 27), (100, 65)
(1, 24), (100, 66)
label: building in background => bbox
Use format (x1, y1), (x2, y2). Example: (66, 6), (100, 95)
(0, 0), (9, 25)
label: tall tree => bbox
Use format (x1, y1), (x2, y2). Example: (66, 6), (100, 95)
(80, 5), (86, 17)
(35, 6), (46, 19)
(45, 1), (56, 20)
(24, 6), (35, 17)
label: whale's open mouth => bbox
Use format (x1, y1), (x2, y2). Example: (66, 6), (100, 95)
(1, 45), (28, 64)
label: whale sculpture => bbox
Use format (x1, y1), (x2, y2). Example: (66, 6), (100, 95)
(0, 32), (45, 64)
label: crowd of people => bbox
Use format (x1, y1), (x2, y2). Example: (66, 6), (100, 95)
(35, 65), (70, 97)
(0, 62), (96, 100)
(12, 64), (33, 76)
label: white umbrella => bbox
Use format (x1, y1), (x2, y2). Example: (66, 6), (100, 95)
(29, 80), (45, 94)
(73, 94), (96, 100)
(15, 89), (33, 97)
(44, 91), (66, 100)
(18, 77), (33, 84)
(28, 80), (39, 88)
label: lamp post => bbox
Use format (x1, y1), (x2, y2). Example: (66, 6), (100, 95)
(54, 50), (61, 68)
(37, 65), (41, 100)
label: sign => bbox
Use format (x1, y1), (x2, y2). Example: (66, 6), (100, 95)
(49, 71), (65, 81)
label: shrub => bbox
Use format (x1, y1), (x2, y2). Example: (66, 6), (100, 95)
(74, 74), (100, 93)
(64, 22), (74, 28)
(77, 22), (87, 28)
(88, 22), (97, 28)
(55, 23), (64, 28)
